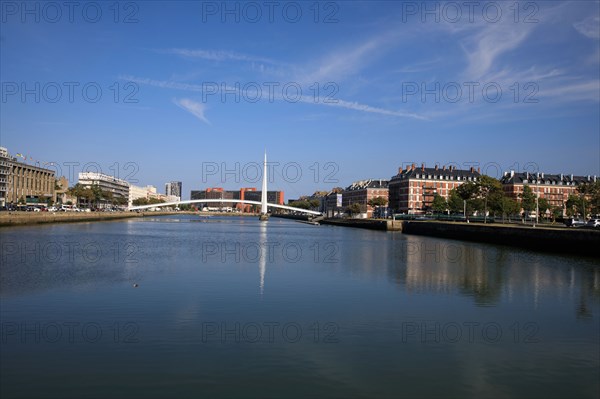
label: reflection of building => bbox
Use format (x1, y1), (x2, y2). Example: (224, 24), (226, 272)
(0, 147), (9, 206)
(78, 172), (129, 200)
(5, 152), (56, 206)
(500, 171), (597, 215)
(389, 164), (480, 214)
(342, 179), (389, 218)
(165, 181), (182, 200)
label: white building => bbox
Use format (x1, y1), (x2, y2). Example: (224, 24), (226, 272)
(78, 172), (130, 206)
(129, 184), (180, 207)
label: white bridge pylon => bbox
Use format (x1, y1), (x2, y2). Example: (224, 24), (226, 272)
(128, 199), (322, 215)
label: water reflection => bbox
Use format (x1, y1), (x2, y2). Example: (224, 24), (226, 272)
(389, 234), (600, 315)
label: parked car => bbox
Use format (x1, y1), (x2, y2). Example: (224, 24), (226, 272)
(586, 218), (600, 228)
(565, 218), (586, 227)
(48, 206), (58, 212)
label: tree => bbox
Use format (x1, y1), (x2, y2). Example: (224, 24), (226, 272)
(476, 175), (503, 223)
(431, 194), (447, 214)
(576, 181), (600, 218)
(455, 182), (478, 221)
(309, 199), (321, 209)
(367, 196), (388, 208)
(537, 198), (550, 220)
(67, 183), (86, 206)
(347, 203), (362, 216)
(551, 206), (563, 223)
(447, 189), (464, 214)
(494, 195), (520, 223)
(566, 194), (582, 217)
(289, 200), (311, 209)
(90, 184), (103, 208)
(519, 185), (536, 218)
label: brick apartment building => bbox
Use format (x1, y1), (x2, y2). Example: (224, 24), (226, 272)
(500, 171), (597, 214)
(388, 164), (481, 214)
(342, 179), (389, 218)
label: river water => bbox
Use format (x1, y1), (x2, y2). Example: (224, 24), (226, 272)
(1, 215), (598, 398)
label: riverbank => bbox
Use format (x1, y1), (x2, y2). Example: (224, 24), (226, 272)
(401, 221), (600, 257)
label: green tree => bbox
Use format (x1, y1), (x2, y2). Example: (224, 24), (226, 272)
(551, 206), (563, 223)
(347, 203), (362, 216)
(431, 194), (447, 214)
(455, 182), (478, 221)
(519, 185), (536, 218)
(537, 198), (550, 220)
(576, 181), (600, 218)
(289, 200), (311, 209)
(67, 183), (86, 206)
(89, 184), (103, 208)
(492, 195), (519, 223)
(476, 175), (503, 223)
(566, 194), (582, 217)
(447, 189), (464, 214)
(367, 196), (388, 208)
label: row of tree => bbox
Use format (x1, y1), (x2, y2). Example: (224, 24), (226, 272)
(131, 197), (166, 206)
(429, 177), (600, 222)
(67, 184), (128, 208)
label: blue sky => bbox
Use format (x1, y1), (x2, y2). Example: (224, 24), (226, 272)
(1, 1), (599, 200)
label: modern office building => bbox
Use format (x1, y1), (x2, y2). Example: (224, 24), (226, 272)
(388, 164), (481, 214)
(165, 181), (182, 199)
(341, 179), (389, 218)
(4, 151), (56, 206)
(500, 171), (597, 214)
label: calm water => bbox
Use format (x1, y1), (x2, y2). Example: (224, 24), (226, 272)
(1, 215), (599, 398)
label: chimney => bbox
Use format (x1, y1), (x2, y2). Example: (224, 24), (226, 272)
(560, 173), (563, 180)
(398, 166), (403, 174)
(412, 163), (416, 171)
(541, 173), (544, 178)
(421, 163), (425, 171)
(470, 166), (474, 173)
(435, 164), (439, 170)
(477, 167), (480, 174)
(510, 170), (514, 177)
(443, 165), (446, 171)
(571, 174), (573, 180)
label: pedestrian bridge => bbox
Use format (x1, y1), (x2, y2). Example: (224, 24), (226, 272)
(128, 199), (322, 215)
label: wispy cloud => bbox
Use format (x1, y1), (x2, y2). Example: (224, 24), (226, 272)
(461, 22), (533, 81)
(573, 16), (600, 39)
(161, 48), (280, 65)
(122, 75), (427, 121)
(173, 98), (210, 124)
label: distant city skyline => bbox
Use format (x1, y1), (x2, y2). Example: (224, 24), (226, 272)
(2, 1), (598, 199)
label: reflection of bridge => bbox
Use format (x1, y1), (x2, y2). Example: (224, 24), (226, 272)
(129, 152), (322, 217)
